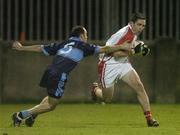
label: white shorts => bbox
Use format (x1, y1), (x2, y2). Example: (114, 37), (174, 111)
(98, 61), (134, 88)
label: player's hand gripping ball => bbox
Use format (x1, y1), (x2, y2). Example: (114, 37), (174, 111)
(133, 42), (150, 56)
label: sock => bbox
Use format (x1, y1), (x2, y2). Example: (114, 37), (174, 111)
(144, 111), (152, 121)
(32, 114), (38, 119)
(18, 111), (31, 119)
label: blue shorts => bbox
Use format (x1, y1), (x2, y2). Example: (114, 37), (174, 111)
(40, 69), (68, 98)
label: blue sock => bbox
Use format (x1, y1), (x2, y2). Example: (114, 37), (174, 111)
(19, 110), (31, 119)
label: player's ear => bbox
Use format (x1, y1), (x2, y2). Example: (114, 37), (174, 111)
(129, 21), (134, 26)
(79, 34), (84, 41)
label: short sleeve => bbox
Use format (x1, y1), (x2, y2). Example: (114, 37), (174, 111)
(83, 43), (100, 57)
(41, 43), (62, 56)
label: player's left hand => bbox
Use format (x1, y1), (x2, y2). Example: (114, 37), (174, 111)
(12, 41), (23, 50)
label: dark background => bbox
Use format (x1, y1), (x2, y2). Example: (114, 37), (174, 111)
(0, 0), (180, 103)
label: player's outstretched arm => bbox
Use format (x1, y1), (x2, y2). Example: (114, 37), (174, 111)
(12, 41), (42, 52)
(99, 41), (132, 54)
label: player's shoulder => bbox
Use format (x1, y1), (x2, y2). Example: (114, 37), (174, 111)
(115, 25), (130, 36)
(106, 26), (129, 42)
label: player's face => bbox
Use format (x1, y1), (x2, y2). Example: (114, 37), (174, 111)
(131, 19), (146, 35)
(80, 28), (88, 43)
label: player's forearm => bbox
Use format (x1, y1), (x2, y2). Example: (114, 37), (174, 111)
(18, 45), (42, 52)
(112, 51), (129, 57)
(99, 45), (129, 54)
(111, 50), (134, 57)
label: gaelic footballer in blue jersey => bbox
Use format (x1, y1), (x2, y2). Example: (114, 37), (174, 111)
(40, 37), (102, 99)
(11, 26), (132, 127)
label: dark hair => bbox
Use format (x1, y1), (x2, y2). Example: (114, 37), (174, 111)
(129, 13), (146, 23)
(69, 25), (85, 37)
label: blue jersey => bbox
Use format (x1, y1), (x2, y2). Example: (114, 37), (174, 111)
(39, 37), (100, 98)
(41, 37), (100, 74)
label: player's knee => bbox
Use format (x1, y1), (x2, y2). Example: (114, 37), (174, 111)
(48, 103), (57, 111)
(48, 102), (57, 111)
(47, 96), (60, 111)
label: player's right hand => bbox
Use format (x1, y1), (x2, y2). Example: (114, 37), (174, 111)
(133, 43), (150, 56)
(142, 44), (150, 56)
(12, 41), (23, 50)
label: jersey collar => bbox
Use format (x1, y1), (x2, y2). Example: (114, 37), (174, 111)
(128, 24), (135, 34)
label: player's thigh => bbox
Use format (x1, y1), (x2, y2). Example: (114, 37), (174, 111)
(47, 72), (68, 99)
(121, 69), (144, 89)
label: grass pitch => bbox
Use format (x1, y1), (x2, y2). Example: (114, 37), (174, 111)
(0, 104), (180, 135)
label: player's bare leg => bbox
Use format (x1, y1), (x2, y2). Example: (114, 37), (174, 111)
(91, 82), (103, 101)
(12, 96), (60, 127)
(102, 86), (114, 103)
(121, 69), (150, 111)
(27, 96), (59, 115)
(121, 69), (159, 127)
(91, 82), (114, 103)
(24, 96), (54, 127)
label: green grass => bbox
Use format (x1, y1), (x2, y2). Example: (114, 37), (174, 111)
(0, 104), (180, 135)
